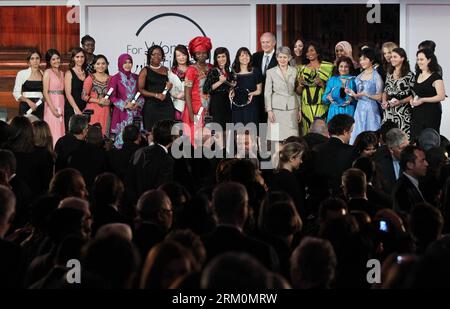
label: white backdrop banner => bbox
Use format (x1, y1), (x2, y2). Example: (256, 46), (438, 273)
(85, 5), (252, 74)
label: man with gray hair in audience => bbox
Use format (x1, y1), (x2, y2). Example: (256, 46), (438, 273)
(303, 117), (329, 149)
(373, 128), (409, 194)
(55, 114), (89, 171)
(58, 197), (92, 238)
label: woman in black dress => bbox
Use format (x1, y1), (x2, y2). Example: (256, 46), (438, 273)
(203, 47), (233, 132)
(410, 48), (446, 141)
(230, 47), (263, 126)
(64, 47), (87, 131)
(138, 45), (174, 131)
(12, 49), (44, 119)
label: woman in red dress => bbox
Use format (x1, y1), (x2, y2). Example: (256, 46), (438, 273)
(182, 36), (213, 146)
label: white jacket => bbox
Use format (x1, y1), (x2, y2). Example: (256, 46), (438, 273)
(12, 67), (44, 101)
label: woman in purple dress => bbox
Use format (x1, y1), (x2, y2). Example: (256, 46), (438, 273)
(108, 53), (144, 148)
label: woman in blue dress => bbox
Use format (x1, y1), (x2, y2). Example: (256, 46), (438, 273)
(322, 56), (357, 122)
(348, 48), (384, 145)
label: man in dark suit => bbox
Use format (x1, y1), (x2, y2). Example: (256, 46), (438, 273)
(252, 32), (278, 125)
(0, 186), (25, 288)
(133, 189), (172, 260)
(312, 114), (356, 194)
(303, 117), (329, 149)
(393, 145), (428, 214)
(128, 120), (175, 200)
(342, 168), (382, 218)
(201, 182), (279, 272)
(55, 114), (88, 171)
(373, 128), (409, 194)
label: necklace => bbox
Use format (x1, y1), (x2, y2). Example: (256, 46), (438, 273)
(150, 64), (162, 70)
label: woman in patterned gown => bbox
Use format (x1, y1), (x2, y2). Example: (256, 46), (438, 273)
(108, 53), (144, 148)
(295, 42), (333, 135)
(381, 48), (414, 140)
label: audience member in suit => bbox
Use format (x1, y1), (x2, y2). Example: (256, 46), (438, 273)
(55, 114), (88, 171)
(253, 32), (278, 125)
(0, 149), (32, 232)
(341, 168), (382, 218)
(6, 116), (53, 199)
(271, 142), (305, 216)
(133, 189), (173, 260)
(67, 124), (109, 191)
(201, 182), (280, 272)
(0, 186), (26, 288)
(352, 156), (392, 208)
(303, 118), (329, 149)
(373, 128), (409, 194)
(393, 145), (428, 214)
(90, 173), (131, 236)
(108, 124), (141, 182)
(128, 120), (175, 201)
(312, 114), (356, 194)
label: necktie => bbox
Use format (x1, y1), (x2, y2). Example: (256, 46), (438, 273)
(263, 55), (270, 75)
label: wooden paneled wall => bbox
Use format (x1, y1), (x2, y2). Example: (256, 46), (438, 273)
(0, 6), (80, 54)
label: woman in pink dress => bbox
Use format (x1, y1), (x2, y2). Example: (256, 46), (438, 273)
(42, 49), (65, 147)
(82, 54), (111, 135)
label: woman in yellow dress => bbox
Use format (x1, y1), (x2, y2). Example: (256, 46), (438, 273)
(295, 42), (334, 135)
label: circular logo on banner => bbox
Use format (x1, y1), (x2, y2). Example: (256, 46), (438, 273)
(134, 12), (208, 68)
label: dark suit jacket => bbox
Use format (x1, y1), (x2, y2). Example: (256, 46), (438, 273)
(129, 144), (174, 198)
(373, 145), (397, 194)
(347, 198), (382, 218)
(201, 225), (280, 272)
(303, 132), (329, 149)
(252, 50), (278, 124)
(271, 169), (304, 216)
(312, 137), (356, 194)
(252, 51), (278, 76)
(392, 174), (425, 214)
(55, 134), (85, 171)
(108, 142), (140, 181)
(367, 185), (392, 209)
(68, 142), (109, 191)
(133, 222), (167, 260)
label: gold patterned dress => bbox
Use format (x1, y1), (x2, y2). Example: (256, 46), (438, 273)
(296, 61), (334, 134)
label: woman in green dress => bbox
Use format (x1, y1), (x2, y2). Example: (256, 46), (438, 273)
(295, 42), (334, 135)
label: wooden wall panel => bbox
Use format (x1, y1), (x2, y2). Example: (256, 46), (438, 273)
(256, 4), (276, 51)
(0, 6), (80, 54)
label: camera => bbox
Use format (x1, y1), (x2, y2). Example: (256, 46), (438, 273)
(379, 220), (388, 232)
(82, 109), (94, 123)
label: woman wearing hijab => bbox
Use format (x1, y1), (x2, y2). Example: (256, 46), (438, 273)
(108, 54), (144, 148)
(335, 41), (358, 71)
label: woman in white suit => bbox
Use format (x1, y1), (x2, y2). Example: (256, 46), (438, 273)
(265, 46), (301, 142)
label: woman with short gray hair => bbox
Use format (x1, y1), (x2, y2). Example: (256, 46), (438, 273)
(264, 46), (301, 143)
